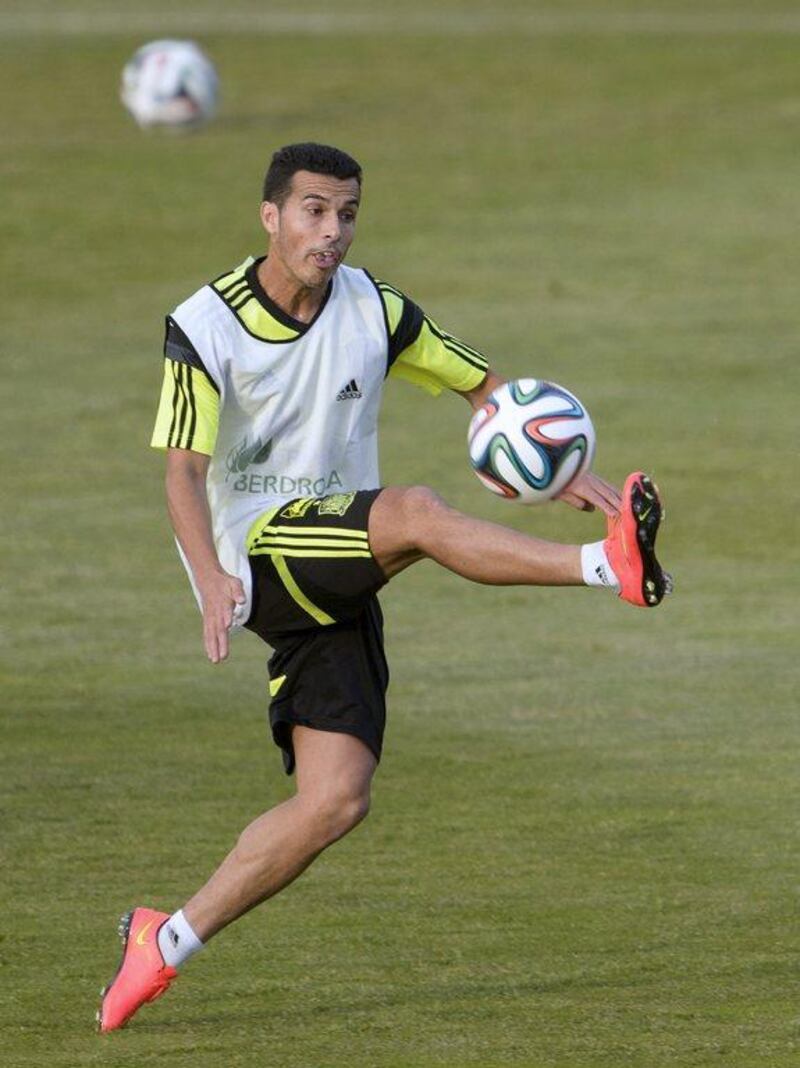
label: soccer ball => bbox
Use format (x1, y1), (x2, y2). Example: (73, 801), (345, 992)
(467, 378), (596, 504)
(120, 40), (218, 129)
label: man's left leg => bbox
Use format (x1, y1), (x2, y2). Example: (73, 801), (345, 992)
(98, 727), (376, 1032)
(369, 484), (586, 583)
(368, 475), (669, 607)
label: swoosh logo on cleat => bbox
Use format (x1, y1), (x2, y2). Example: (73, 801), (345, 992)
(135, 920), (154, 946)
(639, 506), (653, 521)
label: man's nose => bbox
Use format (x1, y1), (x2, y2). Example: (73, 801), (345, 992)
(323, 213), (341, 241)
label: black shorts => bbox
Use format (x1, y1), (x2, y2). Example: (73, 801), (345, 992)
(244, 489), (388, 773)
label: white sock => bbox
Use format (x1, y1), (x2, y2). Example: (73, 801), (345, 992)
(580, 541), (619, 591)
(157, 908), (204, 969)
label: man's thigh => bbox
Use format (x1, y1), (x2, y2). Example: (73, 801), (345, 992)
(293, 725), (377, 799)
(265, 598), (389, 774)
(244, 490), (390, 774)
(246, 488), (388, 635)
(367, 485), (441, 578)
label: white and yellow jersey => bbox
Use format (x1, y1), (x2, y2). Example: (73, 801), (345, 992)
(151, 256), (488, 626)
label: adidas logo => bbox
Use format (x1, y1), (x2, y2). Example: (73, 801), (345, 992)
(595, 564), (612, 587)
(336, 378), (362, 401)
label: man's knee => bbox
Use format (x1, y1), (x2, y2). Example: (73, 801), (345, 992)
(399, 485), (446, 519)
(388, 485), (450, 545)
(370, 484), (451, 577)
(300, 782), (371, 846)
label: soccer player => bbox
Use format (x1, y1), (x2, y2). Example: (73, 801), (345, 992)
(97, 143), (670, 1032)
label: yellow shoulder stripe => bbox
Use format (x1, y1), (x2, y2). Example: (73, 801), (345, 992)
(212, 258), (300, 343)
(376, 285), (404, 334)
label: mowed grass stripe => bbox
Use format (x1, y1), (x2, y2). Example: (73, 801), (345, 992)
(5, 9), (800, 37)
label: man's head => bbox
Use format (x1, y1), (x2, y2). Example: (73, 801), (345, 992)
(260, 143), (363, 291)
(262, 142), (362, 206)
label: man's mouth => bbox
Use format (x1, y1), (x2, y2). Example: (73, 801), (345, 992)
(311, 249), (340, 269)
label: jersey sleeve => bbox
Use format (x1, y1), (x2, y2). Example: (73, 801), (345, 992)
(150, 317), (220, 454)
(375, 280), (489, 396)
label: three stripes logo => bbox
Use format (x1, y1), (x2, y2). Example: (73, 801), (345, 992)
(215, 269), (254, 314)
(165, 361), (197, 449)
(249, 522), (371, 560)
(595, 564), (613, 587)
(336, 378), (362, 401)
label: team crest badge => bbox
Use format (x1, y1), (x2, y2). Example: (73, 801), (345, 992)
(316, 492), (356, 516)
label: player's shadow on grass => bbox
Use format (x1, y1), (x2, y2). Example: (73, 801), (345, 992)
(133, 971), (658, 1032)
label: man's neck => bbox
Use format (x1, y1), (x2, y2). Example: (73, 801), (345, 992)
(256, 255), (327, 324)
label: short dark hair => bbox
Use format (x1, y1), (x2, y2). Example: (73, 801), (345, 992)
(262, 143), (362, 205)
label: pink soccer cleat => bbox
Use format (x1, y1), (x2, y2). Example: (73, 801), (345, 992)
(604, 471), (672, 607)
(97, 907), (177, 1032)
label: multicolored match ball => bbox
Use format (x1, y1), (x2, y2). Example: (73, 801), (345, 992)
(467, 378), (596, 504)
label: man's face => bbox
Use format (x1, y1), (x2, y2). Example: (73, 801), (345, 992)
(260, 170), (361, 289)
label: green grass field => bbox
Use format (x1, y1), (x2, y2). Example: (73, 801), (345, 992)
(2, 3), (799, 1065)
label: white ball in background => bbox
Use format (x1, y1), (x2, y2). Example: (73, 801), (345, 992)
(121, 39), (218, 129)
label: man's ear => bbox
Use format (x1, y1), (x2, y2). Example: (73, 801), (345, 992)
(260, 200), (279, 238)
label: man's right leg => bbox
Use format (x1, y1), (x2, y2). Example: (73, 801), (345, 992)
(183, 726), (376, 940)
(98, 727), (376, 1032)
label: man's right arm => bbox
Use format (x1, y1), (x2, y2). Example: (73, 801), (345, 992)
(151, 317), (242, 661)
(165, 448), (245, 664)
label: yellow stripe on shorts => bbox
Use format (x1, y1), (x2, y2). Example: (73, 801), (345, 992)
(251, 546), (372, 559)
(269, 674), (287, 697)
(272, 555), (335, 626)
(248, 523), (371, 560)
(250, 534), (371, 557)
(245, 506), (282, 552)
(267, 524), (368, 539)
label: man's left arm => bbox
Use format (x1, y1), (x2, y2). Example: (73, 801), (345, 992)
(457, 369), (505, 411)
(380, 286), (620, 516)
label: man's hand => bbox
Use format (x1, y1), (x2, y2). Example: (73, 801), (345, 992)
(198, 570), (247, 664)
(557, 471), (621, 517)
(165, 448), (246, 663)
